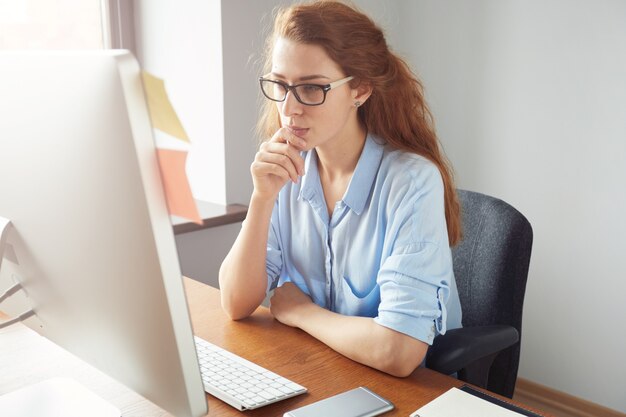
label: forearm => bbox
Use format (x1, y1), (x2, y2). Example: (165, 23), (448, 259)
(219, 193), (275, 320)
(295, 304), (427, 377)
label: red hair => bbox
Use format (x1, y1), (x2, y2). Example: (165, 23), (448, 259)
(258, 1), (461, 246)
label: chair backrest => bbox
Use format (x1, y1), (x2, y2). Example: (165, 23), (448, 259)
(452, 189), (533, 397)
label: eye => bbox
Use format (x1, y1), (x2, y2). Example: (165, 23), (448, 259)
(302, 85), (320, 92)
(273, 81), (288, 90)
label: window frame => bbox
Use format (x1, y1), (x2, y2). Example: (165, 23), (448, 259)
(100, 0), (136, 52)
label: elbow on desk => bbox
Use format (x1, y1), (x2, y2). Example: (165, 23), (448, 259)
(378, 353), (423, 378)
(218, 267), (266, 321)
(372, 337), (427, 378)
(219, 295), (254, 321)
(219, 287), (265, 321)
(218, 272), (250, 320)
(222, 307), (247, 322)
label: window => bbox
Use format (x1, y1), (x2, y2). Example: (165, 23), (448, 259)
(1, 0), (224, 204)
(0, 0), (103, 49)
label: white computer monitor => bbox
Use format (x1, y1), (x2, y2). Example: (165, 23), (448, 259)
(0, 50), (207, 417)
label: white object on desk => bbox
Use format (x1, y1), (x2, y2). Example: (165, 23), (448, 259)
(195, 336), (306, 410)
(411, 387), (526, 417)
(0, 377), (120, 417)
(0, 321), (170, 416)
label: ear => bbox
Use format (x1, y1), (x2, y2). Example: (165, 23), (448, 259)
(351, 81), (373, 106)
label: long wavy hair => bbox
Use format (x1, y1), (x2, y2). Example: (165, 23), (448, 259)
(258, 1), (461, 246)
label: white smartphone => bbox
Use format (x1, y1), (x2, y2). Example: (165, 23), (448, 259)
(283, 386), (394, 417)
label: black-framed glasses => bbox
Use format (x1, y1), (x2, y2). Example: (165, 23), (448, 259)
(259, 75), (354, 106)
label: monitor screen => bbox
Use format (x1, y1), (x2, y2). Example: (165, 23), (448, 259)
(0, 50), (207, 417)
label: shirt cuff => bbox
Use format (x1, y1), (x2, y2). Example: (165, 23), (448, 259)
(374, 287), (448, 345)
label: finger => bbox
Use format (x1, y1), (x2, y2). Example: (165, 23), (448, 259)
(251, 160), (291, 183)
(257, 152), (299, 182)
(263, 144), (304, 178)
(262, 142), (305, 176)
(269, 127), (307, 149)
(261, 129), (306, 176)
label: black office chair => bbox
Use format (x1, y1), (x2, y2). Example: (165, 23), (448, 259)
(425, 189), (533, 398)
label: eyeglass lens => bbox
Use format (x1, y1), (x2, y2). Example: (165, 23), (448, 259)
(262, 80), (325, 105)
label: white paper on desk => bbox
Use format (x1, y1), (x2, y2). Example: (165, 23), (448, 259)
(410, 388), (525, 417)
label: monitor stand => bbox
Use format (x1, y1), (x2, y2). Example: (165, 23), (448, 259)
(1, 218), (120, 415)
(0, 216), (11, 271)
(0, 217), (35, 328)
(0, 378), (121, 417)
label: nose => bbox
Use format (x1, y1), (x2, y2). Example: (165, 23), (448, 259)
(280, 90), (303, 118)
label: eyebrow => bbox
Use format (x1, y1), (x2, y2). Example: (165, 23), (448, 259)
(270, 72), (330, 82)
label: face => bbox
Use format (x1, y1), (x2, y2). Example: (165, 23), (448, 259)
(270, 37), (360, 150)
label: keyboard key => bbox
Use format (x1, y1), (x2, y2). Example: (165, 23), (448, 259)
(258, 391), (276, 400)
(278, 386), (295, 395)
(286, 382), (306, 391)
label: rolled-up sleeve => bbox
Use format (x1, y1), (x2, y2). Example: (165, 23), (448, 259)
(265, 201), (282, 293)
(374, 241), (451, 345)
(373, 161), (454, 345)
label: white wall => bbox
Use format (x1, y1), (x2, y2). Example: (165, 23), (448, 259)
(220, 0), (294, 205)
(389, 0), (626, 412)
(133, 0), (226, 204)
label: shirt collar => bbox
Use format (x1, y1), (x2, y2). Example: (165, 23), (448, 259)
(299, 149), (320, 203)
(343, 133), (384, 215)
(299, 133), (385, 215)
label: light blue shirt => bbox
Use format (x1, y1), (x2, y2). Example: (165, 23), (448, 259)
(266, 133), (462, 344)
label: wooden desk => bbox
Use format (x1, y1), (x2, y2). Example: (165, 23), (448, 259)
(1, 278), (550, 416)
(184, 279), (549, 416)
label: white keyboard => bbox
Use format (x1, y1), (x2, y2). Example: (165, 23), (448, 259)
(194, 336), (307, 410)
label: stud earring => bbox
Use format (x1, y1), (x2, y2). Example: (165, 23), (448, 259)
(354, 101), (361, 107)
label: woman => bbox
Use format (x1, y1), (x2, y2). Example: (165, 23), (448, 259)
(219, 1), (462, 377)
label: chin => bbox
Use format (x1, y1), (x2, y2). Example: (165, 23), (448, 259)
(300, 142), (315, 152)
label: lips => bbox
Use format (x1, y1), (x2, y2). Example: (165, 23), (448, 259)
(288, 126), (309, 137)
